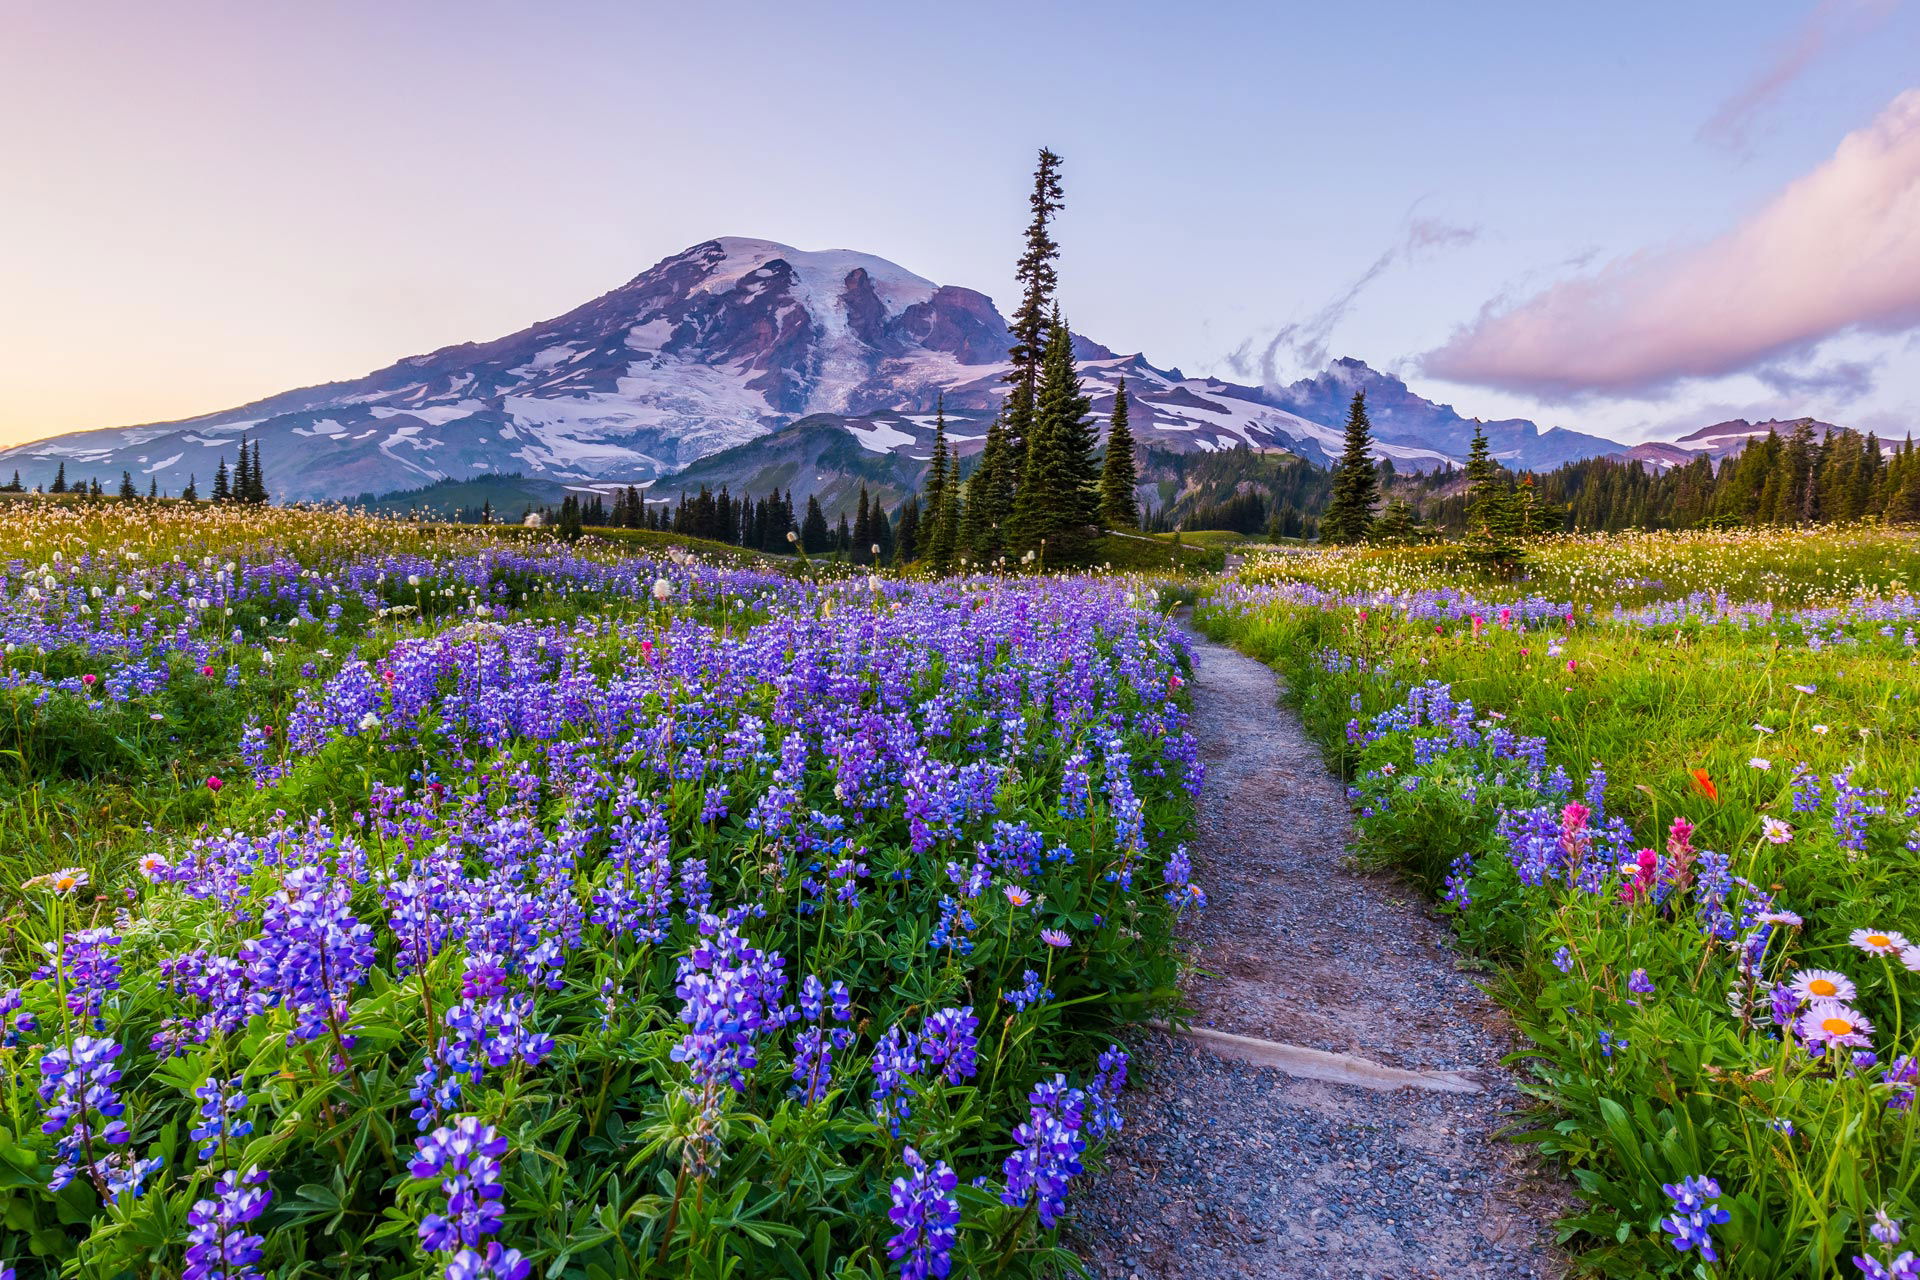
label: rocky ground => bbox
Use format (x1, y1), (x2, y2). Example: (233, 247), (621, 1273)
(1066, 624), (1568, 1279)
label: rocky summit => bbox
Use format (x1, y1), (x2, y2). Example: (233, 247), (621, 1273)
(0, 237), (1764, 505)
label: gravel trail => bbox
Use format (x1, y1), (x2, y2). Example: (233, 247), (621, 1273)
(1068, 624), (1567, 1279)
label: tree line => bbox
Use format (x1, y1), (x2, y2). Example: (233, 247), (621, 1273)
(1, 438), (270, 505)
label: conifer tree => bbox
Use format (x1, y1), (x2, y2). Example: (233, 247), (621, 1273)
(148, 478), (158, 499)
(1319, 392), (1380, 545)
(1463, 420), (1522, 570)
(51, 462), (67, 494)
(1098, 376), (1139, 528)
(923, 401), (957, 572)
(212, 459), (231, 503)
(1004, 148), (1065, 476)
(852, 486), (873, 565)
(1011, 310), (1097, 564)
(801, 495), (829, 553)
(962, 419), (1012, 562)
(895, 495), (921, 563)
(118, 471), (138, 500)
(251, 439), (267, 503)
(182, 474), (198, 502)
(233, 438), (252, 502)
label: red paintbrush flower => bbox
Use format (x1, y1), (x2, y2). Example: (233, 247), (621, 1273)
(1690, 768), (1718, 803)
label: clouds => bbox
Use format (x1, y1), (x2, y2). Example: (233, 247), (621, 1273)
(1698, 0), (1901, 154)
(1421, 89), (1920, 401)
(1224, 216), (1478, 390)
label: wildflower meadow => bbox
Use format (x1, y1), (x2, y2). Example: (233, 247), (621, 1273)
(1202, 527), (1920, 1277)
(0, 503), (1201, 1278)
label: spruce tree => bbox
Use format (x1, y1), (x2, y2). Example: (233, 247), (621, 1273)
(212, 458), (231, 503)
(233, 438), (252, 503)
(1463, 420), (1522, 571)
(119, 471), (138, 500)
(962, 419), (1012, 562)
(148, 478), (158, 499)
(51, 462), (67, 494)
(1098, 376), (1139, 528)
(250, 439), (268, 504)
(1010, 311), (1097, 564)
(1004, 148), (1065, 477)
(895, 495), (921, 563)
(182, 474), (198, 502)
(924, 401), (956, 572)
(852, 486), (873, 565)
(801, 495), (830, 553)
(1320, 392), (1380, 545)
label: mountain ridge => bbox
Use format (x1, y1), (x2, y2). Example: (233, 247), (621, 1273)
(0, 237), (1842, 504)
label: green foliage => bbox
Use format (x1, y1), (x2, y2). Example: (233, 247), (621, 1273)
(1319, 392), (1379, 546)
(1201, 526), (1920, 1276)
(1098, 379), (1139, 530)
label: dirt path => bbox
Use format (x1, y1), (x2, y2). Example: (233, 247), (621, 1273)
(1068, 624), (1567, 1279)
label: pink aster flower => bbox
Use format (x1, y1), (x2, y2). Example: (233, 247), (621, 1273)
(1853, 929), (1912, 957)
(1797, 1000), (1873, 1051)
(1786, 969), (1856, 1004)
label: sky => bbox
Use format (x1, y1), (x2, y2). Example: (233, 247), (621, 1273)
(3, 0), (1918, 448)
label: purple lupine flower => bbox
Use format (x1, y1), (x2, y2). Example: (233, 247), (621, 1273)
(1660, 1175), (1730, 1262)
(1627, 969), (1655, 995)
(791, 1025), (851, 1104)
(1086, 1045), (1129, 1137)
(190, 1076), (253, 1162)
(51, 927), (123, 1020)
(1002, 970), (1052, 1013)
(411, 1117), (509, 1252)
(670, 916), (789, 1092)
(870, 1023), (921, 1136)
(184, 1166), (273, 1280)
(1001, 1077), (1087, 1228)
(444, 1243), (534, 1280)
(886, 1147), (961, 1280)
(918, 1008), (980, 1086)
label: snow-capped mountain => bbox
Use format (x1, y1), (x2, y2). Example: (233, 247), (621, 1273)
(1621, 418), (1844, 469)
(0, 236), (1705, 503)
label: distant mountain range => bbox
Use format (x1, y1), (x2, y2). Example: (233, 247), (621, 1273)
(0, 237), (1853, 510)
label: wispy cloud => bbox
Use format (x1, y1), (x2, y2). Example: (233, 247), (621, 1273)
(1699, 0), (1901, 154)
(1223, 215), (1479, 390)
(1421, 89), (1920, 400)
(1752, 356), (1880, 403)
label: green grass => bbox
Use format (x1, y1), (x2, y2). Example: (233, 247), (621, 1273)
(1199, 525), (1920, 1277)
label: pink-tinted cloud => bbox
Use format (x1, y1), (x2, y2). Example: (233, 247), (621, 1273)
(1422, 89), (1920, 400)
(1699, 0), (1900, 153)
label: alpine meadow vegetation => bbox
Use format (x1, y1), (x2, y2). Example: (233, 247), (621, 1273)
(1202, 525), (1920, 1276)
(0, 500), (1203, 1279)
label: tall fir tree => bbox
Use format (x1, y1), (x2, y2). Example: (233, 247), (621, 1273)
(1003, 148), (1065, 480)
(852, 486), (873, 564)
(801, 495), (830, 553)
(118, 471), (138, 500)
(962, 417), (1012, 563)
(1010, 310), (1098, 564)
(51, 462), (67, 494)
(182, 474), (198, 502)
(894, 495), (922, 563)
(1463, 419), (1522, 570)
(1098, 376), (1139, 528)
(233, 438), (252, 503)
(923, 398), (957, 572)
(249, 439), (268, 504)
(1319, 392), (1380, 545)
(211, 458), (231, 503)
